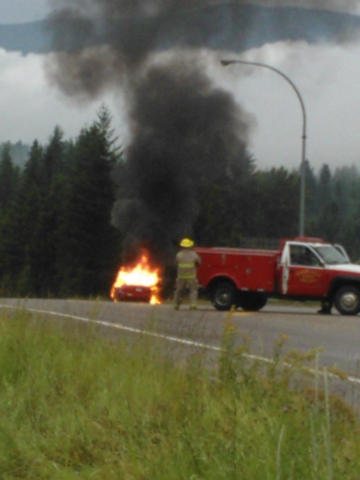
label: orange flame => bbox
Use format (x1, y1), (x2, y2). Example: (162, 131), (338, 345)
(111, 252), (161, 304)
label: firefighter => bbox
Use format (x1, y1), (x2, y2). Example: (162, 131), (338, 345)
(174, 238), (201, 310)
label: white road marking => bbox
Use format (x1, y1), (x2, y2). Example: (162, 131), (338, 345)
(1, 304), (359, 386)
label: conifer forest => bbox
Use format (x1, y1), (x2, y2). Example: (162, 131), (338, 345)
(1, 106), (360, 299)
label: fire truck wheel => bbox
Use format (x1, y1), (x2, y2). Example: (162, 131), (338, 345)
(211, 282), (237, 311)
(334, 286), (360, 315)
(237, 293), (267, 312)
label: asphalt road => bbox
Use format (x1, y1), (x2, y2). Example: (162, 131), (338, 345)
(0, 298), (359, 379)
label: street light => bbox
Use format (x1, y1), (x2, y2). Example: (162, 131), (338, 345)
(220, 59), (307, 237)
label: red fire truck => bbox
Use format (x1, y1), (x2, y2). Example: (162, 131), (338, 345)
(194, 237), (360, 315)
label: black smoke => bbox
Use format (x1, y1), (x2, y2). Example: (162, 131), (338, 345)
(45, 2), (360, 99)
(111, 54), (251, 266)
(45, 0), (360, 267)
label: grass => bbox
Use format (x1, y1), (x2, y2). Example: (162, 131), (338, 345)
(0, 309), (359, 479)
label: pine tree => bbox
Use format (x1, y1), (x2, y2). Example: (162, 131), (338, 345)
(303, 160), (317, 224)
(255, 167), (299, 239)
(24, 128), (69, 296)
(40, 126), (66, 192)
(57, 118), (121, 297)
(317, 163), (332, 211)
(0, 143), (20, 212)
(0, 141), (43, 293)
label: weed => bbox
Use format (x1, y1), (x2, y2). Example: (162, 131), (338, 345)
(0, 309), (358, 479)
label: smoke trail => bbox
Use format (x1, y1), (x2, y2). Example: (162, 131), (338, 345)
(111, 52), (252, 266)
(45, 1), (360, 99)
(45, 0), (360, 267)
(45, 0), (255, 267)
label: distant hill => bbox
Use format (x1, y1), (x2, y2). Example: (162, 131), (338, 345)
(1, 5), (360, 56)
(0, 21), (51, 54)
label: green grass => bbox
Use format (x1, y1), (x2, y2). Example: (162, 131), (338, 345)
(0, 309), (359, 479)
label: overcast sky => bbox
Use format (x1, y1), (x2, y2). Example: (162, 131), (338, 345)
(1, 0), (360, 173)
(0, 0), (50, 24)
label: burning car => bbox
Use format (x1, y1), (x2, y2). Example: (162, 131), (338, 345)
(111, 251), (161, 304)
(112, 284), (153, 303)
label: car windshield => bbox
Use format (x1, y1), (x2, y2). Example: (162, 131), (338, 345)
(313, 245), (350, 265)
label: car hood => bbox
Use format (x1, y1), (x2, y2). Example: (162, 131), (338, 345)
(328, 264), (360, 275)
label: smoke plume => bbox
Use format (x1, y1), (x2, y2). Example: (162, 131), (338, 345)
(111, 52), (251, 266)
(45, 1), (360, 99)
(45, 0), (360, 266)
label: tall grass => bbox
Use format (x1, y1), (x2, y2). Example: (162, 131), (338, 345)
(0, 308), (359, 479)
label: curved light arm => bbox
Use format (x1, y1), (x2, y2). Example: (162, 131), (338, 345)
(221, 59), (307, 236)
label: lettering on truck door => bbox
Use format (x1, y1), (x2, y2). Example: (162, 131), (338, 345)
(281, 244), (328, 297)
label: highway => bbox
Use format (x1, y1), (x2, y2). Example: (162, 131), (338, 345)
(1, 297), (360, 408)
(0, 298), (359, 378)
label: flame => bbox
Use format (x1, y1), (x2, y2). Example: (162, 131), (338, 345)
(111, 252), (161, 304)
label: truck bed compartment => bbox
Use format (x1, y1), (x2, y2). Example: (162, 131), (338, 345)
(195, 247), (279, 293)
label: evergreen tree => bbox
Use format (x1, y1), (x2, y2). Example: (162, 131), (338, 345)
(317, 163), (332, 211)
(3, 108), (360, 298)
(317, 201), (341, 242)
(226, 153), (258, 241)
(0, 141), (43, 293)
(95, 104), (123, 167)
(310, 164), (340, 241)
(342, 203), (360, 261)
(332, 165), (359, 218)
(194, 182), (232, 246)
(25, 128), (69, 296)
(193, 151), (256, 246)
(57, 119), (120, 297)
(0, 141), (29, 168)
(303, 160), (317, 227)
(255, 167), (299, 238)
(0, 143), (20, 212)
(40, 126), (66, 192)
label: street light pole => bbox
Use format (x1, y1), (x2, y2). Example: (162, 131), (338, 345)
(220, 59), (307, 237)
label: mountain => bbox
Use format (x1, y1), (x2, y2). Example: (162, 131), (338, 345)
(0, 21), (51, 54)
(1, 4), (360, 56)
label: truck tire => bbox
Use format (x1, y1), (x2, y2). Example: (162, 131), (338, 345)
(334, 286), (360, 316)
(237, 293), (268, 311)
(211, 282), (237, 311)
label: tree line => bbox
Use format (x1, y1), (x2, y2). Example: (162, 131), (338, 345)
(0, 107), (359, 298)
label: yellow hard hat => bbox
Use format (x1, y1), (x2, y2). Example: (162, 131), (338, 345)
(180, 238), (194, 248)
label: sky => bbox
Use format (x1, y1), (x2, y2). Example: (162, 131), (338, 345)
(1, 0), (360, 173)
(0, 0), (50, 24)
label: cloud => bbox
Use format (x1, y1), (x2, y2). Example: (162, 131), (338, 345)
(213, 40), (360, 171)
(1, 39), (360, 172)
(0, 0), (50, 24)
(0, 48), (128, 145)
(40, 0), (360, 174)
